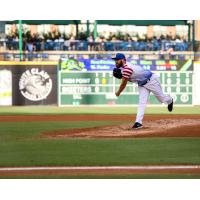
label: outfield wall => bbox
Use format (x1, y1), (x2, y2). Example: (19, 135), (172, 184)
(0, 58), (198, 106)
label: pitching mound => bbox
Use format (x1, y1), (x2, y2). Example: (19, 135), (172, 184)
(44, 119), (200, 138)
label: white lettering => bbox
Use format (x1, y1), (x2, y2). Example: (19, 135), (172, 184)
(62, 79), (75, 84)
(19, 68), (52, 101)
(75, 78), (90, 84)
(62, 86), (92, 94)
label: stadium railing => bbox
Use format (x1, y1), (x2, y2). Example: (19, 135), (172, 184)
(0, 40), (192, 52)
(0, 51), (196, 62)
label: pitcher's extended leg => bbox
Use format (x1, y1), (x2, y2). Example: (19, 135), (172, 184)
(145, 75), (172, 104)
(135, 86), (150, 124)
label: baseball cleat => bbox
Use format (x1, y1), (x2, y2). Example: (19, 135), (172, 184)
(132, 122), (143, 129)
(168, 99), (173, 112)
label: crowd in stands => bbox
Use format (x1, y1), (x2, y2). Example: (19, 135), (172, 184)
(0, 30), (190, 52)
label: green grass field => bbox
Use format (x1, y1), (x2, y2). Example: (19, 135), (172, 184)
(1, 121), (200, 167)
(0, 105), (199, 115)
(0, 106), (200, 178)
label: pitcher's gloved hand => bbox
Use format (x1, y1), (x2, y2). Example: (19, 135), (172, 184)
(113, 68), (122, 79)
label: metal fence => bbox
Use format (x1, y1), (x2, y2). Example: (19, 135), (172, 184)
(0, 52), (196, 62)
(0, 40), (192, 52)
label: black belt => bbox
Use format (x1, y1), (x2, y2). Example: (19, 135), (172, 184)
(138, 74), (152, 86)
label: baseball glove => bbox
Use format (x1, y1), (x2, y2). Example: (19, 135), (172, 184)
(113, 68), (122, 79)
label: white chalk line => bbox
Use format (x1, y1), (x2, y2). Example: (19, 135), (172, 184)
(0, 165), (200, 171)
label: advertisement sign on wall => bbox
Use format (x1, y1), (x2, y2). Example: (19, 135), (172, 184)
(0, 63), (57, 105)
(18, 68), (53, 102)
(0, 70), (12, 105)
(60, 58), (193, 72)
(12, 65), (57, 105)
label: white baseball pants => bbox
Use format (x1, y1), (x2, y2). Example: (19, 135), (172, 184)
(135, 74), (172, 124)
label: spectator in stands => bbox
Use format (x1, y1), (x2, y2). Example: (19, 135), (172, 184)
(58, 36), (64, 50)
(63, 34), (70, 50)
(125, 37), (132, 50)
(152, 36), (160, 51)
(111, 36), (121, 51)
(0, 34), (6, 50)
(69, 35), (77, 50)
(12, 35), (19, 50)
(3, 29), (190, 52)
(37, 35), (44, 51)
(175, 35), (182, 43)
(26, 34), (34, 52)
(146, 37), (153, 51)
(64, 39), (70, 50)
(78, 29), (87, 41)
(6, 34), (13, 50)
(96, 36), (106, 51)
(87, 34), (94, 51)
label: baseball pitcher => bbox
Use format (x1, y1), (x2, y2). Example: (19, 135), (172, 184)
(112, 53), (173, 129)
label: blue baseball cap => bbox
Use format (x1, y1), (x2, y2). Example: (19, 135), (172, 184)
(112, 53), (126, 60)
